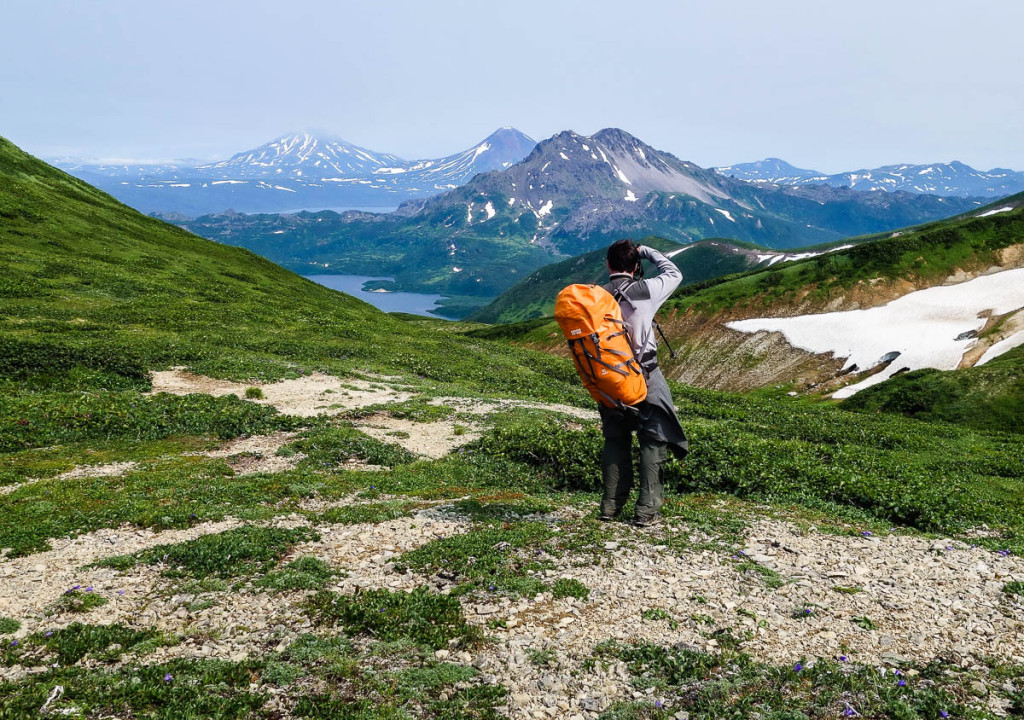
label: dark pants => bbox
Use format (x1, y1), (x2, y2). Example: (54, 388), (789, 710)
(600, 424), (668, 520)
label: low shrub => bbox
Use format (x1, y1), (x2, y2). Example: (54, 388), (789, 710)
(303, 587), (481, 650)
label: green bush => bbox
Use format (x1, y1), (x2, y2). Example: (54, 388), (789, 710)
(95, 525), (319, 579)
(303, 587), (481, 650)
(0, 390), (294, 453)
(283, 425), (415, 469)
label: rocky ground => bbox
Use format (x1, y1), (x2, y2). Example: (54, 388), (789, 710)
(3, 371), (1023, 718)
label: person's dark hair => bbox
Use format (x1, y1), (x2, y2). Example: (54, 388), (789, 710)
(607, 239), (639, 274)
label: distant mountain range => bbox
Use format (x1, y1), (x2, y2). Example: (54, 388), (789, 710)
(715, 158), (1024, 198)
(51, 128), (537, 216)
(177, 127), (982, 315)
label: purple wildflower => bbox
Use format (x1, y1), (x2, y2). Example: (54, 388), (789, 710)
(9, 641), (17, 647)
(839, 655), (848, 662)
(898, 679), (906, 687)
(655, 700), (662, 708)
(940, 712), (948, 719)
(945, 546), (953, 551)
(164, 673), (173, 682)
(85, 586), (93, 593)
(845, 705), (856, 717)
(893, 669), (902, 676)
(45, 631), (53, 637)
(795, 662), (803, 672)
(861, 531), (872, 537)
(118, 590), (125, 595)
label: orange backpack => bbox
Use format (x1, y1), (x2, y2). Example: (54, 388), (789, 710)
(554, 284), (647, 408)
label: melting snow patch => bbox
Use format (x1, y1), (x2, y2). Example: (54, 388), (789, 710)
(615, 166), (632, 185)
(978, 206), (1013, 218)
(484, 201), (496, 220)
(452, 267), (462, 273)
(624, 190), (638, 202)
(665, 246), (695, 258)
(560, 152), (570, 160)
(726, 269), (1024, 399)
(977, 330), (1024, 366)
(272, 230), (286, 235)
(715, 208), (736, 222)
(508, 197), (516, 205)
(537, 200), (553, 217)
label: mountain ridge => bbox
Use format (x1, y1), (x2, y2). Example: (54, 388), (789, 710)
(177, 127), (982, 314)
(716, 158), (1024, 198)
(52, 127), (537, 216)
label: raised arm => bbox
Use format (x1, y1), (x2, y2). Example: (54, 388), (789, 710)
(638, 245), (682, 308)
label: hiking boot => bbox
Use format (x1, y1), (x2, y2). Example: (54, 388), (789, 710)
(632, 514), (661, 528)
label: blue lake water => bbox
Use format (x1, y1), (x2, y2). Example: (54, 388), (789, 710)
(304, 274), (451, 318)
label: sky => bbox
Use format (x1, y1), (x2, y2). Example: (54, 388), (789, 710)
(3, 0), (1023, 173)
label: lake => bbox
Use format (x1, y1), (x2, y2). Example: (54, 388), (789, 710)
(304, 274), (453, 318)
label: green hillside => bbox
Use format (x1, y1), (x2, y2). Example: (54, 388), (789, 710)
(466, 237), (793, 324)
(0, 135), (582, 411)
(843, 345), (1024, 434)
(663, 194), (1024, 317)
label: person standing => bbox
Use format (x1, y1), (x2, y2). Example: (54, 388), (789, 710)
(599, 239), (688, 526)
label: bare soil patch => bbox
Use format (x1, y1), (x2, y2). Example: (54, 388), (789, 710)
(149, 368), (415, 417)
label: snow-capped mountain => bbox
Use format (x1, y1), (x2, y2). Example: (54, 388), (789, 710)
(716, 159), (1024, 198)
(50, 128), (536, 216)
(196, 132), (404, 179)
(406, 127), (978, 255)
(374, 127), (537, 191)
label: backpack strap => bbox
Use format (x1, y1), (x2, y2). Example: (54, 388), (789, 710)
(608, 280), (677, 362)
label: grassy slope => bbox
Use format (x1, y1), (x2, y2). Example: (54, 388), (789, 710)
(466, 197), (1024, 432)
(0, 136), (584, 413)
(662, 193), (1024, 316)
(471, 199), (1024, 345)
(842, 345), (1024, 434)
(466, 236), (801, 324)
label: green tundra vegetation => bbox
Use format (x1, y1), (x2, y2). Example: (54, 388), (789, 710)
(2, 137), (1024, 717)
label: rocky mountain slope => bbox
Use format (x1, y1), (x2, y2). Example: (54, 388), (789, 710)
(717, 158), (1024, 198)
(52, 127), (536, 216)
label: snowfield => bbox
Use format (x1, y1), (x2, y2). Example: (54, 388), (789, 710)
(726, 269), (1024, 398)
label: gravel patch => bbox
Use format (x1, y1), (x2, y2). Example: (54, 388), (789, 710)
(149, 368), (415, 417)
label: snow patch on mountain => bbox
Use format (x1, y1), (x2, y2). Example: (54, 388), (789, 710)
(978, 206), (1013, 217)
(726, 269), (1024, 398)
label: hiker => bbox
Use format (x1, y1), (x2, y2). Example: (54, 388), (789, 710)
(599, 240), (688, 526)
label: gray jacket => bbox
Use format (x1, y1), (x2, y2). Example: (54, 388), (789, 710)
(601, 245), (688, 457)
(604, 245), (682, 368)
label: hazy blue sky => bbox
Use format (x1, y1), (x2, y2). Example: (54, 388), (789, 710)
(3, 1), (1022, 172)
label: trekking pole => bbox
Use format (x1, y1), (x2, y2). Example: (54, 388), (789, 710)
(654, 321), (677, 359)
